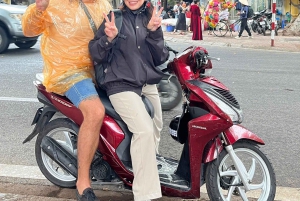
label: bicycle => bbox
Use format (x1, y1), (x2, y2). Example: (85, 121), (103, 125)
(213, 18), (254, 37)
(213, 19), (241, 37)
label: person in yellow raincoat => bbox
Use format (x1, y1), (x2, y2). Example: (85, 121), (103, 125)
(22, 0), (112, 200)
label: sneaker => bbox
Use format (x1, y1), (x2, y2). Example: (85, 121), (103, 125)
(248, 36), (254, 39)
(76, 188), (99, 201)
(235, 36), (241, 39)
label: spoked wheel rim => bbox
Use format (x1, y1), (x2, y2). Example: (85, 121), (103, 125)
(41, 128), (77, 182)
(217, 148), (271, 201)
(213, 22), (228, 37)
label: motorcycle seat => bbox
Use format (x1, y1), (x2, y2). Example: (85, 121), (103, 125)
(35, 73), (154, 121)
(96, 87), (154, 121)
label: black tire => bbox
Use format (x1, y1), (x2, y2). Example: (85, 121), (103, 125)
(257, 27), (262, 34)
(157, 76), (182, 111)
(35, 118), (78, 188)
(213, 21), (228, 37)
(15, 40), (37, 49)
(251, 23), (257, 33)
(205, 140), (276, 201)
(0, 27), (9, 54)
(275, 27), (278, 36)
(262, 27), (266, 36)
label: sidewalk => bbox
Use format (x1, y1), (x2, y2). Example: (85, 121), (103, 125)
(163, 29), (300, 53)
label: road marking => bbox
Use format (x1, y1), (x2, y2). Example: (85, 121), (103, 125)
(0, 164), (45, 180)
(0, 97), (38, 102)
(0, 163), (300, 200)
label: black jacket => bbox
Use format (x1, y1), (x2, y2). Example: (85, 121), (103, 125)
(89, 6), (169, 96)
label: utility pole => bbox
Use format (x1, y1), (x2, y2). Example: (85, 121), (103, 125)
(271, 0), (276, 46)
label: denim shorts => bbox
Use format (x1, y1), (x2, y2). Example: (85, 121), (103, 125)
(65, 78), (98, 108)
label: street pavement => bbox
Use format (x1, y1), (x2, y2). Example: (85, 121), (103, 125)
(1, 29), (300, 201)
(163, 29), (300, 53)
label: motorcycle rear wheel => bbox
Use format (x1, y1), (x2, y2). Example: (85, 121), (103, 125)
(157, 76), (182, 111)
(262, 27), (266, 36)
(35, 118), (78, 188)
(205, 140), (276, 201)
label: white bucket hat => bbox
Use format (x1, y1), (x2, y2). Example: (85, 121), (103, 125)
(239, 0), (249, 6)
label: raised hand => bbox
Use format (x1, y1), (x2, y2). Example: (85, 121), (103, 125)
(35, 0), (50, 11)
(103, 12), (118, 43)
(147, 6), (164, 32)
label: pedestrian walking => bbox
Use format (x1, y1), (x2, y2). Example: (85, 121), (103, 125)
(235, 0), (253, 39)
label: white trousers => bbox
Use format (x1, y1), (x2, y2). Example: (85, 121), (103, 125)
(109, 84), (163, 201)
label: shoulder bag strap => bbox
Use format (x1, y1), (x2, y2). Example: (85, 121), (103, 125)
(79, 0), (97, 35)
(79, 0), (122, 36)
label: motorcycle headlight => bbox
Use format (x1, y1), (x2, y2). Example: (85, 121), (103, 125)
(204, 92), (243, 123)
(10, 14), (23, 22)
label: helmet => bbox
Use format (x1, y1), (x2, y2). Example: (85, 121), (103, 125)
(169, 113), (190, 144)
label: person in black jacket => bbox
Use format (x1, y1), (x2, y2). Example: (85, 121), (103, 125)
(89, 1), (169, 200)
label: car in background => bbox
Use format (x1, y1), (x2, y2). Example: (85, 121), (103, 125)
(0, 2), (39, 53)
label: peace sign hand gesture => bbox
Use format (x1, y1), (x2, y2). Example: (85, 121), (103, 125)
(103, 12), (118, 43)
(36, 0), (50, 11)
(147, 6), (164, 32)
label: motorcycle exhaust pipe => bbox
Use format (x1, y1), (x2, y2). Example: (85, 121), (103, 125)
(40, 136), (78, 178)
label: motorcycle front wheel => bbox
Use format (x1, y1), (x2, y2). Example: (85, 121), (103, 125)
(157, 76), (182, 111)
(205, 140), (276, 201)
(35, 118), (78, 188)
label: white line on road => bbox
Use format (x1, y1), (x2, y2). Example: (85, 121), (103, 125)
(0, 163), (299, 200)
(0, 97), (38, 102)
(0, 164), (45, 180)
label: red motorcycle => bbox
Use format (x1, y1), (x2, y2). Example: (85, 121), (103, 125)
(24, 45), (276, 201)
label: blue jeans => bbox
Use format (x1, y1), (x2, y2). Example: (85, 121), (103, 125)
(65, 78), (98, 108)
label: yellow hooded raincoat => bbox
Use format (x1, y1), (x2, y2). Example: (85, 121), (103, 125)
(22, 0), (112, 95)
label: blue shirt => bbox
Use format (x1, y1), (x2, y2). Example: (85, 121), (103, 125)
(240, 6), (249, 19)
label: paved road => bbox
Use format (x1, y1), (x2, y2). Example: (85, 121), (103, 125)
(0, 37), (300, 200)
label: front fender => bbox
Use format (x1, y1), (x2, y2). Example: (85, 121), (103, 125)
(203, 125), (265, 163)
(224, 125), (265, 145)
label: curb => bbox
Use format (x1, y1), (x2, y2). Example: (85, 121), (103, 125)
(163, 30), (300, 53)
(1, 164), (300, 200)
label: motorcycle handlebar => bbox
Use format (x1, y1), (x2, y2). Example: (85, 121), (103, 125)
(165, 43), (179, 55)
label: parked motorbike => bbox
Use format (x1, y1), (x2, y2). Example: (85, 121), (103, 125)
(263, 12), (279, 36)
(157, 49), (182, 111)
(251, 9), (267, 35)
(24, 44), (276, 201)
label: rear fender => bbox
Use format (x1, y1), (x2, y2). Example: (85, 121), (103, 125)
(23, 105), (57, 144)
